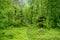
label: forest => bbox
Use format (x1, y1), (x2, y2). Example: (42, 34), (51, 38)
(0, 0), (60, 40)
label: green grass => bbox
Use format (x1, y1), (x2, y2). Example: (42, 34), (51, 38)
(0, 26), (60, 40)
(0, 27), (28, 40)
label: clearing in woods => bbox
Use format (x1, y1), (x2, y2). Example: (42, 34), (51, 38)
(0, 26), (60, 40)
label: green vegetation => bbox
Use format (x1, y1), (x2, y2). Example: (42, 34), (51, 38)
(0, 0), (60, 40)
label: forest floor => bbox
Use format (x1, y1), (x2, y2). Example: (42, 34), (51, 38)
(0, 25), (60, 40)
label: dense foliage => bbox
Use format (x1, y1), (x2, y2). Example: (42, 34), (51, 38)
(0, 0), (60, 29)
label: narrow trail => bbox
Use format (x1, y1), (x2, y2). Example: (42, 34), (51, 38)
(26, 24), (38, 40)
(27, 25), (32, 40)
